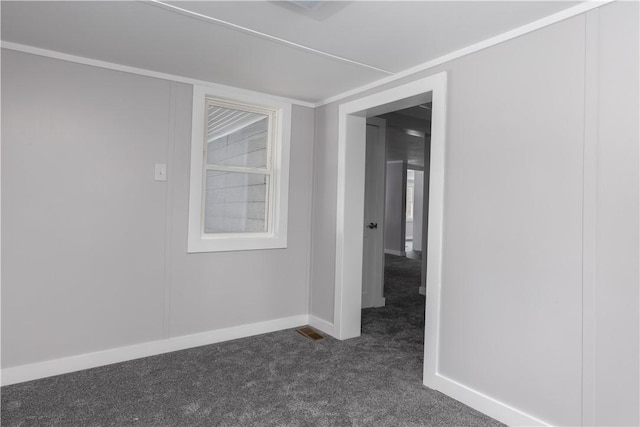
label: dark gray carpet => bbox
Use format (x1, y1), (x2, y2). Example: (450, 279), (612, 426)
(1, 255), (503, 426)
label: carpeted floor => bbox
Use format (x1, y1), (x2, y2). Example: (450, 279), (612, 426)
(1, 255), (503, 426)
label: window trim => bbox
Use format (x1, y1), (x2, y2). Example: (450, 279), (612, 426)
(187, 85), (291, 253)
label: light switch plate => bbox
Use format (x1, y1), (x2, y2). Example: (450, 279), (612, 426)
(155, 163), (167, 181)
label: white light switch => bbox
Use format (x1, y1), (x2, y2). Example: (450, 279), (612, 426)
(155, 163), (167, 181)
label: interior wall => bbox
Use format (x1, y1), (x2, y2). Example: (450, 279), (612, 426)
(384, 161), (406, 255)
(309, 105), (338, 323)
(438, 14), (585, 426)
(591, 3), (639, 424)
(1, 49), (315, 369)
(308, 2), (639, 425)
(2, 50), (169, 367)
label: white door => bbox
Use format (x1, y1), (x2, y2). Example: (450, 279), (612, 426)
(362, 118), (386, 308)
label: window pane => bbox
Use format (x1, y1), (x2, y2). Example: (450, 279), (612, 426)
(204, 171), (268, 233)
(207, 105), (268, 169)
(406, 184), (414, 220)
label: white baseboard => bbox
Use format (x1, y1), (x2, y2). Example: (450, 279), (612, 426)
(308, 315), (337, 338)
(1, 315), (309, 386)
(424, 372), (550, 426)
(373, 297), (386, 308)
(384, 249), (406, 256)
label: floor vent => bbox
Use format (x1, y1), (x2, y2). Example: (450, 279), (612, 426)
(296, 326), (325, 341)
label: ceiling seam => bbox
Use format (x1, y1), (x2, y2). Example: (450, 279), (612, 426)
(144, 0), (394, 76)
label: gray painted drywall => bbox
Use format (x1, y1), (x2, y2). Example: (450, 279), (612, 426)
(1, 51), (169, 365)
(384, 161), (406, 254)
(1, 49), (315, 367)
(308, 3), (639, 425)
(438, 16), (585, 426)
(592, 3), (639, 424)
(309, 105), (338, 320)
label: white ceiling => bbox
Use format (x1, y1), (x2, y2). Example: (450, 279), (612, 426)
(1, 1), (582, 104)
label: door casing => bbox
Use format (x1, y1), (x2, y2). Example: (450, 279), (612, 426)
(333, 72), (447, 390)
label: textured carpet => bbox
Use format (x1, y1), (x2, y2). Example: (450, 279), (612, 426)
(1, 255), (503, 426)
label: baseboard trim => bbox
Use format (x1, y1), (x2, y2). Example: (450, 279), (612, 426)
(373, 297), (386, 308)
(384, 249), (406, 257)
(308, 315), (337, 338)
(425, 372), (550, 426)
(1, 315), (309, 386)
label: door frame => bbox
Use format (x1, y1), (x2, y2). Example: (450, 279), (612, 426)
(332, 72), (447, 386)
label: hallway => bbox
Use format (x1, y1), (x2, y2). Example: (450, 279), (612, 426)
(362, 254), (424, 342)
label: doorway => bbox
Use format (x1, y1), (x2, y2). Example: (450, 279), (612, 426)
(361, 105), (432, 310)
(379, 103), (431, 265)
(332, 73), (447, 388)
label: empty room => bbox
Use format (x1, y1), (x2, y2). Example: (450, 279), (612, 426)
(1, 1), (638, 426)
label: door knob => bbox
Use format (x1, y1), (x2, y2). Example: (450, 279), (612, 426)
(367, 222), (378, 229)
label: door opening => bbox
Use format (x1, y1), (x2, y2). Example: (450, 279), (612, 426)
(361, 104), (432, 313)
(333, 72), (447, 388)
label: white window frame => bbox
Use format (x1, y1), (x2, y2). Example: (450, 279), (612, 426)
(187, 85), (291, 253)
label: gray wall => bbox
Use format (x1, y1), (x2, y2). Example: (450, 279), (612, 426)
(384, 161), (406, 254)
(592, 4), (639, 425)
(309, 2), (638, 425)
(439, 14), (584, 425)
(1, 50), (315, 367)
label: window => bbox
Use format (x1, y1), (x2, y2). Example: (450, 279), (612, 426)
(188, 86), (291, 253)
(406, 169), (415, 221)
(406, 185), (414, 221)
